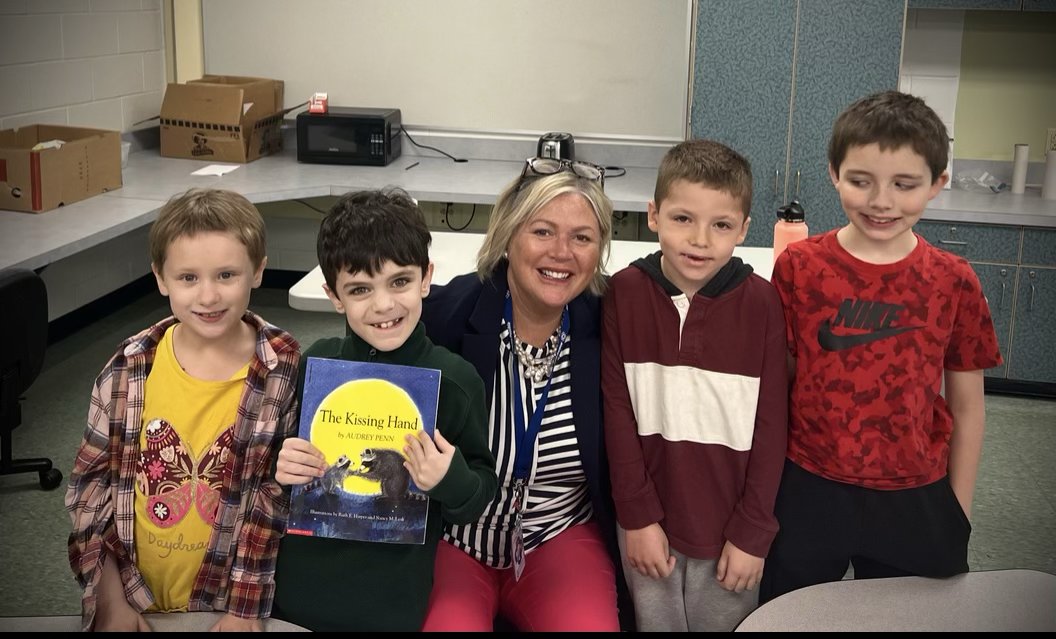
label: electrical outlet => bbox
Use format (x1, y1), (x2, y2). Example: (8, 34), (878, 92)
(418, 201), (447, 229)
(1047, 128), (1056, 153)
(611, 211), (638, 240)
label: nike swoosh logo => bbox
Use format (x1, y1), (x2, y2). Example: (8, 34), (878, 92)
(817, 321), (923, 351)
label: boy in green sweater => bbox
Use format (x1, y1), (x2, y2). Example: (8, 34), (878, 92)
(271, 189), (497, 631)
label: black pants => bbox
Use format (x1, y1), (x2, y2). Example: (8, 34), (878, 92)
(759, 459), (971, 605)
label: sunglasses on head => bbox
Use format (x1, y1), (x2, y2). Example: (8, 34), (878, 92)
(517, 157), (606, 190)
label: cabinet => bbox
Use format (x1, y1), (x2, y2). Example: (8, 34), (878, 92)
(916, 222), (1056, 386)
(909, 1), (1022, 9)
(909, 1), (1056, 10)
(690, 0), (904, 248)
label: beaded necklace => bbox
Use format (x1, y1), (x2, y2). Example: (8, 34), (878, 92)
(510, 326), (561, 384)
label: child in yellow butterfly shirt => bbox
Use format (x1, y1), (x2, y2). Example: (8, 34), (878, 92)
(65, 188), (300, 631)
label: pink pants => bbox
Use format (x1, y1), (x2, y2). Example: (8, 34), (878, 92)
(421, 522), (620, 632)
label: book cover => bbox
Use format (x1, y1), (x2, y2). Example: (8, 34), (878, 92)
(287, 357), (441, 544)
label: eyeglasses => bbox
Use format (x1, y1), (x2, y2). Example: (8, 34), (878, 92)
(517, 157), (605, 189)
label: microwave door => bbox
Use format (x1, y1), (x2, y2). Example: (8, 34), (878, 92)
(308, 123), (368, 159)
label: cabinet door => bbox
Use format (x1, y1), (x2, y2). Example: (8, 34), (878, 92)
(690, 0), (796, 248)
(914, 221), (1021, 264)
(1008, 267), (1056, 383)
(972, 263), (1015, 378)
(908, 0), (1021, 8)
(1021, 228), (1056, 266)
(789, 0), (905, 237)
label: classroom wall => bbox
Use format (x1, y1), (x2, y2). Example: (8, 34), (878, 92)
(955, 10), (1056, 162)
(0, 0), (167, 132)
(199, 0), (692, 141)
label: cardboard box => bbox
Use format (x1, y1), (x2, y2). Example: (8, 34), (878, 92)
(0, 124), (122, 213)
(160, 75), (287, 163)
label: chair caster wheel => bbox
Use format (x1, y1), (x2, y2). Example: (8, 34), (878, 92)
(39, 468), (63, 490)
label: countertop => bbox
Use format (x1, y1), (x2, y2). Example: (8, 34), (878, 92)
(922, 187), (1056, 228)
(2, 145), (1054, 273)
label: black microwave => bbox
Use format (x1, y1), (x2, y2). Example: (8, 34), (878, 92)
(296, 107), (402, 166)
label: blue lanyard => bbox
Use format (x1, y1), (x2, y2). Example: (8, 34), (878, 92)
(504, 292), (569, 480)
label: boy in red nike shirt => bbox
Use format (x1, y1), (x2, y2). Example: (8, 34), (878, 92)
(760, 91), (1002, 603)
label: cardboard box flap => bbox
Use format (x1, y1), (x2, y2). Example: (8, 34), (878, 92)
(190, 75), (282, 119)
(161, 82), (244, 127)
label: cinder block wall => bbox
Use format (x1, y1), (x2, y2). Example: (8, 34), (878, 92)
(0, 0), (166, 132)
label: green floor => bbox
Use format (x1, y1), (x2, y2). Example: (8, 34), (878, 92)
(1, 287), (1054, 617)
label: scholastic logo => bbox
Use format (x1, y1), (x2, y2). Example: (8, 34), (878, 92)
(817, 298), (923, 351)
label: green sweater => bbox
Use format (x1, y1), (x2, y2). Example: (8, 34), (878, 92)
(272, 323), (496, 631)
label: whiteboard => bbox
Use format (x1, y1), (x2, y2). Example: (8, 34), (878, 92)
(201, 0), (692, 141)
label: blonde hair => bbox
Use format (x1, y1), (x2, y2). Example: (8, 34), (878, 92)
(149, 188), (266, 270)
(477, 171), (613, 296)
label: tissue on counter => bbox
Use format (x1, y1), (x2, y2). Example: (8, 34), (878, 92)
(954, 169), (1005, 194)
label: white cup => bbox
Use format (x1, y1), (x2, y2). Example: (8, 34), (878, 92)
(1042, 150), (1056, 201)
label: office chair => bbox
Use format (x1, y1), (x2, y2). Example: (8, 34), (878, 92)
(0, 268), (63, 490)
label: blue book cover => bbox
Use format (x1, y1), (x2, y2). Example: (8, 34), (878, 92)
(287, 357), (441, 544)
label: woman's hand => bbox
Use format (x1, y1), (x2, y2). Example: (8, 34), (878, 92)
(275, 437), (326, 486)
(403, 430), (455, 491)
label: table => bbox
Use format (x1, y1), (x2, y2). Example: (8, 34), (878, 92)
(288, 232), (775, 312)
(0, 611), (309, 632)
(734, 569), (1056, 632)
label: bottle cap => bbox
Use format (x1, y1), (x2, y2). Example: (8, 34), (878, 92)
(777, 200), (805, 222)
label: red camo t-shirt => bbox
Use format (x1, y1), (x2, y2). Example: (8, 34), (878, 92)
(772, 230), (1002, 489)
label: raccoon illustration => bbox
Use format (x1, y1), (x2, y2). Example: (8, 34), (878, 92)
(303, 454), (353, 495)
(349, 448), (416, 500)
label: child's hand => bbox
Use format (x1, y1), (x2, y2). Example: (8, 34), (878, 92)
(403, 430), (455, 492)
(209, 612), (263, 632)
(95, 551), (153, 631)
(275, 437), (326, 486)
(625, 523), (677, 579)
(715, 540), (763, 592)
(95, 603), (152, 632)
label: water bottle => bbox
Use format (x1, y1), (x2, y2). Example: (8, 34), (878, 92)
(773, 200), (808, 264)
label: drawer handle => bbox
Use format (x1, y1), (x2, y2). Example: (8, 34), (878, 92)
(1029, 271), (1037, 311)
(999, 281), (1006, 311)
(938, 240), (967, 246)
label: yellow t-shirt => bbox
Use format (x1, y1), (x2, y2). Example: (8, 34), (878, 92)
(134, 325), (249, 612)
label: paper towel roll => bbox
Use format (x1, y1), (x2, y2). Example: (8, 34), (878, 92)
(1042, 150), (1056, 201)
(1011, 143), (1029, 194)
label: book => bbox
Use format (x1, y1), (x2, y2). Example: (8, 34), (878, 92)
(286, 356), (441, 544)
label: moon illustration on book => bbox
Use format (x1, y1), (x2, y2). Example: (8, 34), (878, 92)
(311, 378), (424, 495)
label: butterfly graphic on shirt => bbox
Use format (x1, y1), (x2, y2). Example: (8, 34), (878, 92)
(135, 417), (234, 528)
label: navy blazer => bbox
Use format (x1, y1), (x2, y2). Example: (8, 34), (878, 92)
(421, 263), (617, 555)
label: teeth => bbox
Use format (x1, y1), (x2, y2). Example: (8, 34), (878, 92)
(541, 269), (570, 280)
(375, 319), (400, 329)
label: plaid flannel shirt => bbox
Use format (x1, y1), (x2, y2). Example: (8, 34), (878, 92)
(64, 312), (300, 630)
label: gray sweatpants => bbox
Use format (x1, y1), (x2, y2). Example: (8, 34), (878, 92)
(618, 527), (759, 632)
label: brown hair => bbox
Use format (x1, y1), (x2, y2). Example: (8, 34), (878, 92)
(149, 188), (266, 270)
(654, 139), (752, 217)
(828, 90), (949, 183)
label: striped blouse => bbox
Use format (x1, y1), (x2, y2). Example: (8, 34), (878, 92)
(444, 321), (592, 568)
